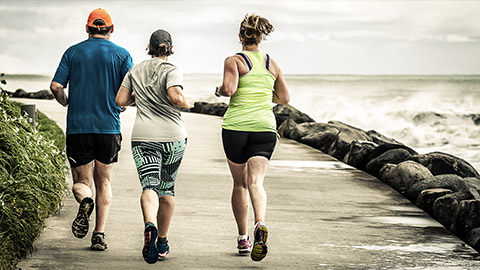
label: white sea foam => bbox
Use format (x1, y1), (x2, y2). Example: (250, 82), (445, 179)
(284, 74), (480, 169)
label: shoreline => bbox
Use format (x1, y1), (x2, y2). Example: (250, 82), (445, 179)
(4, 74), (479, 173)
(192, 101), (480, 253)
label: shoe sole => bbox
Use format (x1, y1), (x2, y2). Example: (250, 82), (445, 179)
(72, 198), (94, 239)
(238, 249), (250, 255)
(158, 251), (169, 260)
(143, 226), (159, 264)
(251, 225), (268, 262)
(91, 243), (107, 251)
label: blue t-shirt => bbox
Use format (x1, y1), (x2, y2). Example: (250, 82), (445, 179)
(52, 38), (133, 134)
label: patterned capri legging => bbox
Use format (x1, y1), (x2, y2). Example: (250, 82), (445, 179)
(131, 139), (187, 197)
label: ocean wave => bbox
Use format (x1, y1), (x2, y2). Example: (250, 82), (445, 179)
(364, 111), (480, 149)
(412, 111), (480, 126)
(8, 73), (480, 169)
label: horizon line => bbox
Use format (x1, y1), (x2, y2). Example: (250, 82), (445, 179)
(3, 73), (480, 77)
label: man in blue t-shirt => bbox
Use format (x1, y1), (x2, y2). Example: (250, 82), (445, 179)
(50, 8), (133, 251)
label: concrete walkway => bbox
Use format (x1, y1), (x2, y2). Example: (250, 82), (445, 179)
(15, 99), (480, 269)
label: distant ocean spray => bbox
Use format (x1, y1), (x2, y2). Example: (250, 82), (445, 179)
(5, 73), (480, 170)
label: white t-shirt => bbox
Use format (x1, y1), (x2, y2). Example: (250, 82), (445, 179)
(122, 58), (186, 142)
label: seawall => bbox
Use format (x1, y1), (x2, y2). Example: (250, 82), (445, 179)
(191, 101), (480, 252)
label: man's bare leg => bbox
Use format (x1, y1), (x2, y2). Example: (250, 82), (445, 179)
(71, 161), (95, 238)
(71, 161), (94, 202)
(92, 160), (114, 233)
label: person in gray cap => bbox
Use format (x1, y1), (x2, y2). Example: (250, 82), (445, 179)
(116, 29), (194, 264)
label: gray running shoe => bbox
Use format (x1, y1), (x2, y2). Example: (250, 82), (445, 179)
(91, 232), (107, 251)
(72, 197), (94, 238)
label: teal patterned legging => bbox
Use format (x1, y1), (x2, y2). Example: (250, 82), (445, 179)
(131, 139), (187, 197)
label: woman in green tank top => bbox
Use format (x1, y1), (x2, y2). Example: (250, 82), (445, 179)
(215, 14), (290, 262)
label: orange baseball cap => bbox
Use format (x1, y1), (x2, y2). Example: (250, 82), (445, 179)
(87, 8), (113, 27)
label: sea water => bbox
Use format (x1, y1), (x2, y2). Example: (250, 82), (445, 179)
(4, 73), (480, 169)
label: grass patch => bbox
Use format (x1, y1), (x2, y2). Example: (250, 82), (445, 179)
(0, 93), (67, 269)
(37, 110), (65, 151)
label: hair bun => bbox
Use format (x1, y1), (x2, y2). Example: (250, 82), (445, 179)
(239, 14), (274, 46)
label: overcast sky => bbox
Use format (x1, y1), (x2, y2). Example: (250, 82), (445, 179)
(1, 0), (480, 75)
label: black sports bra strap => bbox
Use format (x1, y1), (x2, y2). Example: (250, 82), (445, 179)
(266, 54), (270, 70)
(236, 53), (252, 71)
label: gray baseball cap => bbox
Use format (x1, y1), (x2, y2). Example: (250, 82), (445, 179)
(150, 29), (172, 49)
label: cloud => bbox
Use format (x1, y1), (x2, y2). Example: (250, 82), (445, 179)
(1, 0), (480, 74)
(412, 34), (480, 43)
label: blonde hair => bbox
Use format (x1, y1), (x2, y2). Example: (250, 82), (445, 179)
(239, 14), (274, 46)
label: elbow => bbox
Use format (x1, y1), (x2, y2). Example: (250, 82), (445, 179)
(222, 86), (236, 97)
(274, 92), (290, 105)
(116, 95), (131, 107)
(281, 96), (290, 104)
(115, 96), (124, 107)
(50, 85), (62, 95)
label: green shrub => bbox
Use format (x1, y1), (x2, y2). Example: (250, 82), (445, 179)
(37, 110), (65, 151)
(0, 93), (67, 269)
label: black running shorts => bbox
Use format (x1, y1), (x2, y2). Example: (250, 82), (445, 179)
(66, 133), (122, 168)
(222, 129), (277, 164)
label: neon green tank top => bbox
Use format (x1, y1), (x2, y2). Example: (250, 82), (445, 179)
(222, 51), (276, 133)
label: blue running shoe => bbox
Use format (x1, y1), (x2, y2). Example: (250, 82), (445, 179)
(157, 237), (170, 260)
(143, 222), (159, 264)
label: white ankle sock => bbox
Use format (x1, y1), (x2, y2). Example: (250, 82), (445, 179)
(255, 221), (265, 227)
(238, 234), (249, 241)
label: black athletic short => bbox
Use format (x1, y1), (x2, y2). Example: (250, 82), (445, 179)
(222, 129), (277, 164)
(66, 133), (122, 168)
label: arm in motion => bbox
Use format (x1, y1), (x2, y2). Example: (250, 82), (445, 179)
(271, 58), (290, 104)
(216, 56), (239, 97)
(115, 86), (136, 107)
(50, 81), (68, 107)
(167, 86), (194, 109)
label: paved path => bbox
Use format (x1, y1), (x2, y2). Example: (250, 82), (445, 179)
(15, 99), (480, 269)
